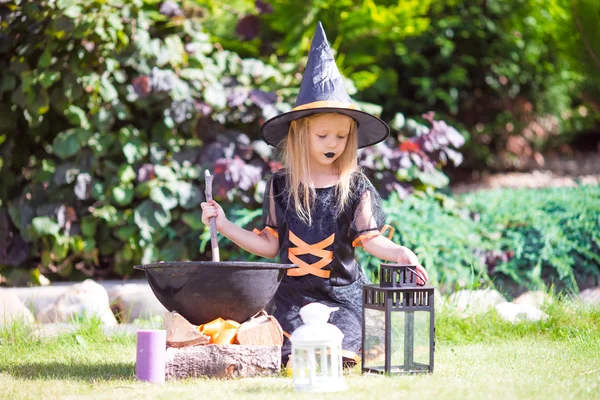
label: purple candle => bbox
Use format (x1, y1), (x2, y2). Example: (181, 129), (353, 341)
(136, 329), (166, 384)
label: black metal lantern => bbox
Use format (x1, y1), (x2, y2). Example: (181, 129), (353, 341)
(362, 264), (435, 374)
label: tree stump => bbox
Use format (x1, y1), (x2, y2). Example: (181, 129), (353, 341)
(165, 344), (281, 379)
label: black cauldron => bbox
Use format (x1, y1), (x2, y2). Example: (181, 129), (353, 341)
(134, 261), (296, 325)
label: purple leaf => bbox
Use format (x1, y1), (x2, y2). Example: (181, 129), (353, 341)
(236, 15), (261, 41)
(256, 0), (273, 14)
(137, 164), (155, 183)
(249, 89), (277, 108)
(227, 87), (249, 108)
(159, 1), (183, 17)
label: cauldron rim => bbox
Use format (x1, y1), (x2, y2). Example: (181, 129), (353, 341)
(134, 261), (297, 270)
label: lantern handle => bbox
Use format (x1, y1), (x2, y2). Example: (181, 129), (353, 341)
(403, 265), (427, 286)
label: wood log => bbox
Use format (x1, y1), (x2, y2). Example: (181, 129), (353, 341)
(235, 311), (283, 346)
(163, 311), (210, 348)
(165, 344), (281, 379)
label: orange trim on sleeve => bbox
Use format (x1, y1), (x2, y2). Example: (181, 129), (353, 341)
(352, 224), (395, 247)
(253, 226), (279, 239)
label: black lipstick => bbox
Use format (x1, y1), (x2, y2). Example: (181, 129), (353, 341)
(325, 152), (335, 158)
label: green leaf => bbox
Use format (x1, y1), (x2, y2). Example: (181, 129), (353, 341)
(91, 181), (106, 201)
(64, 105), (90, 129)
(176, 182), (203, 210)
(182, 211), (204, 230)
(164, 35), (185, 66)
(82, 238), (96, 254)
(117, 165), (137, 183)
(99, 75), (118, 102)
(52, 128), (92, 160)
(141, 244), (158, 264)
(149, 185), (178, 210)
(27, 88), (51, 118)
(203, 83), (227, 109)
(38, 48), (53, 69)
(122, 137), (148, 164)
(134, 200), (171, 242)
(39, 71), (61, 89)
(31, 216), (61, 237)
(90, 108), (115, 131)
(112, 183), (134, 206)
(107, 13), (124, 31)
(0, 73), (17, 94)
(415, 169), (450, 188)
(154, 165), (177, 182)
(115, 225), (137, 241)
(88, 132), (116, 156)
(52, 236), (70, 261)
(91, 205), (119, 226)
(80, 215), (98, 237)
(158, 241), (186, 261)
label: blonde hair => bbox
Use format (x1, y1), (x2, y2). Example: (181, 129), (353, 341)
(280, 113), (359, 225)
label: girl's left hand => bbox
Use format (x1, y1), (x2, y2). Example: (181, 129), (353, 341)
(397, 246), (429, 285)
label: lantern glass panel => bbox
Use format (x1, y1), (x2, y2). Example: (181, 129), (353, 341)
(292, 343), (344, 390)
(363, 308), (386, 370)
(390, 310), (430, 372)
(293, 347), (311, 384)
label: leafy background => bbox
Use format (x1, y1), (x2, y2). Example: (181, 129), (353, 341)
(0, 0), (598, 294)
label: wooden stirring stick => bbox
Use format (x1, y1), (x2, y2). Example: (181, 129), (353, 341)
(204, 170), (220, 262)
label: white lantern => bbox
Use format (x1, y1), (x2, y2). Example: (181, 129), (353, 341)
(290, 303), (346, 392)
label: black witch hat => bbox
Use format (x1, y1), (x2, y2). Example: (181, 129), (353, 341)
(260, 22), (390, 149)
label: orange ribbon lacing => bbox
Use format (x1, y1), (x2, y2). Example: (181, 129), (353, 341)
(198, 317), (241, 345)
(253, 226), (279, 239)
(352, 224), (395, 247)
(287, 231), (334, 278)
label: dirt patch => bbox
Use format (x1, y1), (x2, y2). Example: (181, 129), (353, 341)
(452, 151), (600, 193)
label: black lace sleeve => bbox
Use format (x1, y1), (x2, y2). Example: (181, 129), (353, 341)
(256, 173), (278, 233)
(349, 173), (387, 246)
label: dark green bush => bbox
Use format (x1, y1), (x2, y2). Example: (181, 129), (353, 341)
(0, 0), (296, 283)
(197, 0), (599, 168)
(461, 184), (600, 292)
(0, 0), (463, 284)
(213, 185), (600, 294)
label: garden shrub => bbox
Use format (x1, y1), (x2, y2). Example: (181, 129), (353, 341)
(0, 0), (463, 284)
(461, 184), (600, 292)
(197, 0), (599, 168)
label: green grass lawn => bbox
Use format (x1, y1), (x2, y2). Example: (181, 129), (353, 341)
(1, 301), (599, 400)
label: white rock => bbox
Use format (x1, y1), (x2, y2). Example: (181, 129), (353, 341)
(36, 279), (117, 326)
(433, 288), (446, 313)
(0, 291), (35, 327)
(513, 291), (552, 308)
(578, 287), (600, 305)
(108, 282), (168, 322)
(2, 284), (70, 317)
(495, 302), (547, 323)
(448, 289), (508, 314)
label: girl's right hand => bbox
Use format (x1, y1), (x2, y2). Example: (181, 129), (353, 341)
(201, 200), (228, 232)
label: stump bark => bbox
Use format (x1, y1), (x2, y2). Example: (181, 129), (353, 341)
(165, 344), (281, 379)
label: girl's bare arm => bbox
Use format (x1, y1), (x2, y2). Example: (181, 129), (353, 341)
(220, 219), (279, 259)
(362, 235), (429, 283)
(201, 199), (279, 259)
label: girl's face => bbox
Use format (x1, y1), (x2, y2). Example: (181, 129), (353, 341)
(306, 113), (353, 170)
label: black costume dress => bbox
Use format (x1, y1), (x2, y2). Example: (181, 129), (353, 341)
(255, 169), (390, 363)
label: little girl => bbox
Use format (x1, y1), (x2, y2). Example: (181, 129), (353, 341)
(201, 22), (427, 364)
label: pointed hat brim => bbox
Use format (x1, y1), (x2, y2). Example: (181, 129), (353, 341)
(259, 106), (390, 149)
(259, 22), (390, 148)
